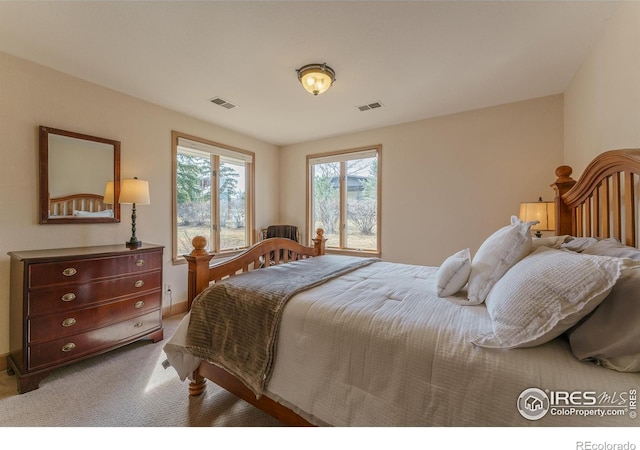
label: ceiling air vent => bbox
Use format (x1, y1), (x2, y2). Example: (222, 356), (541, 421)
(209, 97), (237, 109)
(357, 101), (383, 112)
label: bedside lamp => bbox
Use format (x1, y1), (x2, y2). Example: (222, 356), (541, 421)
(519, 197), (555, 238)
(119, 177), (150, 249)
(103, 181), (114, 206)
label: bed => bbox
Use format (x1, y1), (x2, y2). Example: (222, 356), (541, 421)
(49, 193), (113, 218)
(163, 149), (640, 427)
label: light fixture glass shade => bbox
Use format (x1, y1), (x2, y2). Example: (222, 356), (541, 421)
(119, 178), (150, 205)
(519, 198), (555, 234)
(297, 63), (336, 96)
(103, 181), (114, 205)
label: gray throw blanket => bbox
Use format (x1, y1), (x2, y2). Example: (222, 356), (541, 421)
(185, 255), (378, 398)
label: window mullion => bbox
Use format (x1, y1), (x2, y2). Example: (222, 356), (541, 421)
(211, 154), (220, 252)
(340, 161), (347, 249)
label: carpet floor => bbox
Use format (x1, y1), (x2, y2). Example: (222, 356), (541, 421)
(0, 313), (282, 427)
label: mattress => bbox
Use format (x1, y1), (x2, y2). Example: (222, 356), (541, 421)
(164, 261), (639, 426)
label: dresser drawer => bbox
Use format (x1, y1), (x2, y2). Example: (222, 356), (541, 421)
(28, 250), (162, 288)
(29, 291), (161, 343)
(28, 270), (161, 317)
(28, 310), (161, 371)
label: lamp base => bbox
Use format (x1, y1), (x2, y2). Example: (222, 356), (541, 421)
(126, 239), (142, 249)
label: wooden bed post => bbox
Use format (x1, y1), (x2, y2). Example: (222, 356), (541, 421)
(551, 165), (576, 236)
(183, 236), (214, 311)
(312, 228), (327, 255)
(188, 373), (207, 396)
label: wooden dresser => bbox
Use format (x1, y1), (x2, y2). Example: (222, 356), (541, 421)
(7, 243), (164, 393)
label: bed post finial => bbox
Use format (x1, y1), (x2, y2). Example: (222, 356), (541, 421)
(183, 236), (214, 310)
(551, 165), (576, 236)
(555, 165), (573, 183)
(190, 235), (208, 256)
(312, 228), (326, 255)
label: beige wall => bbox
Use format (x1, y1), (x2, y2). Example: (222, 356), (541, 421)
(0, 51), (281, 356)
(0, 49), (570, 359)
(280, 95), (564, 266)
(564, 2), (640, 175)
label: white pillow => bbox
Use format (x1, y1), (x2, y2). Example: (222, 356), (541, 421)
(531, 235), (570, 250)
(73, 209), (114, 218)
(436, 248), (471, 297)
(568, 266), (640, 372)
(599, 354), (640, 373)
(472, 247), (624, 349)
(466, 216), (535, 305)
(560, 237), (599, 252)
(581, 237), (640, 261)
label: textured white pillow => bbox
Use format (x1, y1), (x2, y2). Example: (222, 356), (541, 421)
(472, 247), (624, 349)
(466, 216), (535, 305)
(436, 248), (471, 297)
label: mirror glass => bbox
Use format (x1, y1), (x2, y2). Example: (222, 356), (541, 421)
(39, 126), (121, 224)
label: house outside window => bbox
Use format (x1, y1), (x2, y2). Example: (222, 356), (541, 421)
(307, 145), (381, 255)
(172, 131), (254, 262)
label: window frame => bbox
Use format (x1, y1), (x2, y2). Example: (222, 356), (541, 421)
(307, 145), (381, 257)
(171, 130), (255, 264)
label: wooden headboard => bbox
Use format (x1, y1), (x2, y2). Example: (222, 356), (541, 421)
(49, 193), (108, 216)
(552, 149), (640, 247)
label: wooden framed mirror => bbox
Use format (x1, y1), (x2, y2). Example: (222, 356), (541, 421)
(39, 126), (121, 224)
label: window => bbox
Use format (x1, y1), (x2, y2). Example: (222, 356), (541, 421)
(172, 131), (254, 262)
(308, 146), (381, 255)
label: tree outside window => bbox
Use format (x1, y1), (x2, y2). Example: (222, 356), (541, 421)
(172, 132), (254, 261)
(309, 147), (380, 254)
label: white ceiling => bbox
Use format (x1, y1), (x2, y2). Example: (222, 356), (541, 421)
(0, 1), (621, 146)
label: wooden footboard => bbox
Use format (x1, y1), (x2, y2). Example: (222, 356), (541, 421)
(49, 193), (108, 216)
(182, 229), (326, 426)
(184, 229), (326, 309)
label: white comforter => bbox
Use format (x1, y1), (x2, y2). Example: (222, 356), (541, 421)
(164, 261), (639, 426)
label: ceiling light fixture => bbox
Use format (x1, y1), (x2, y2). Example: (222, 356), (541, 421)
(296, 63), (336, 96)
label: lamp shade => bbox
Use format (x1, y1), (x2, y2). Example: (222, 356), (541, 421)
(519, 198), (555, 232)
(119, 178), (150, 205)
(296, 63), (336, 96)
(103, 181), (114, 205)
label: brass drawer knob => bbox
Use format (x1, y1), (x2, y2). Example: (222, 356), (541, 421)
(61, 292), (76, 302)
(62, 342), (76, 352)
(135, 259), (145, 267)
(134, 321), (143, 328)
(62, 267), (77, 277)
(62, 317), (77, 327)
(134, 280), (144, 288)
(134, 300), (144, 309)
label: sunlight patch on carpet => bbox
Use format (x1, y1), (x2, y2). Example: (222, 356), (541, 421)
(144, 352), (181, 393)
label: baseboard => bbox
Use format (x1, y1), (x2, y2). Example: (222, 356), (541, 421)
(0, 353), (7, 372)
(162, 300), (189, 318)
